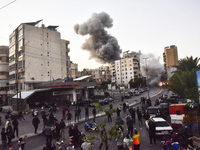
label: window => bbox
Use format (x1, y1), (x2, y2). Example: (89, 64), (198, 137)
(9, 55), (15, 63)
(9, 35), (15, 43)
(18, 39), (24, 49)
(18, 28), (23, 37)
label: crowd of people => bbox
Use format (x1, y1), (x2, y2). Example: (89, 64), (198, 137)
(1, 96), (198, 150)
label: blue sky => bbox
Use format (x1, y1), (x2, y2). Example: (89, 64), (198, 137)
(0, 0), (200, 71)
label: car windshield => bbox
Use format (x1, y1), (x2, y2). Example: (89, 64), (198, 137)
(147, 109), (158, 114)
(155, 121), (169, 127)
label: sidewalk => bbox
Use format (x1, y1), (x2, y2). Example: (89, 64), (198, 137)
(0, 87), (161, 145)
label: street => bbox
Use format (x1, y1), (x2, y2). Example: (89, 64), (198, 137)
(0, 87), (169, 150)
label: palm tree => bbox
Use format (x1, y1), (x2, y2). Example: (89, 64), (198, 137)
(168, 56), (200, 102)
(175, 56), (200, 72)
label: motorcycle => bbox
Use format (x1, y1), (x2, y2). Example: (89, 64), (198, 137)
(84, 121), (98, 131)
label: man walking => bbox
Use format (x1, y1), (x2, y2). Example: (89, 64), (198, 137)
(62, 107), (66, 120)
(60, 119), (66, 141)
(32, 116), (40, 134)
(12, 118), (19, 138)
(75, 107), (79, 122)
(127, 116), (134, 137)
(43, 123), (52, 144)
(148, 118), (156, 147)
(92, 106), (96, 121)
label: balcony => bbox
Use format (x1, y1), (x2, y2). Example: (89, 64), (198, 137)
(18, 68), (25, 72)
(0, 64), (9, 72)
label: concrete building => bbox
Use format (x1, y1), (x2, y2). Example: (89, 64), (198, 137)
(115, 51), (141, 86)
(9, 20), (70, 94)
(70, 61), (78, 79)
(99, 65), (111, 82)
(163, 45), (178, 80)
(0, 46), (9, 105)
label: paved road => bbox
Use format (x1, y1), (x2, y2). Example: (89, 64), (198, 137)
(0, 87), (166, 149)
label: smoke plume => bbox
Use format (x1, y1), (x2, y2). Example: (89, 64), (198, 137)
(74, 12), (122, 64)
(140, 53), (164, 86)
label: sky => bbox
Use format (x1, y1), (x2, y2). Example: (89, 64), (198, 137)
(0, 0), (200, 71)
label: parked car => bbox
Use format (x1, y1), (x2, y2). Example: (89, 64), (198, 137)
(145, 117), (173, 137)
(165, 98), (178, 104)
(76, 98), (93, 106)
(128, 91), (133, 96)
(94, 99), (106, 105)
(143, 106), (161, 120)
(124, 93), (131, 99)
(134, 90), (140, 96)
(103, 97), (114, 104)
(158, 103), (170, 119)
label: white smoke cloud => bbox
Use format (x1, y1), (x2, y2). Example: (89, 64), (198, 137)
(140, 53), (164, 86)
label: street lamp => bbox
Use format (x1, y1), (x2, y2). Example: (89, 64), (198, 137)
(143, 57), (150, 98)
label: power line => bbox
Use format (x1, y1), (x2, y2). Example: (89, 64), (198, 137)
(0, 0), (17, 10)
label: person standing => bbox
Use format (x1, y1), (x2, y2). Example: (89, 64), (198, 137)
(43, 124), (52, 144)
(92, 106), (96, 121)
(62, 107), (66, 120)
(6, 123), (13, 146)
(55, 120), (61, 142)
(60, 119), (66, 141)
(137, 110), (143, 127)
(123, 134), (133, 150)
(79, 131), (86, 150)
(116, 128), (123, 150)
(85, 106), (89, 120)
(32, 116), (40, 134)
(132, 129), (140, 150)
(1, 127), (7, 150)
(66, 110), (72, 125)
(123, 102), (127, 113)
(42, 112), (49, 128)
(99, 128), (108, 150)
(74, 107), (79, 122)
(127, 116), (134, 137)
(148, 118), (156, 147)
(78, 106), (81, 120)
(19, 111), (25, 121)
(116, 107), (121, 117)
(12, 118), (19, 138)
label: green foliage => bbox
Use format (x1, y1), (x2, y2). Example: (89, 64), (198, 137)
(98, 81), (111, 90)
(84, 103), (119, 149)
(129, 77), (146, 88)
(168, 56), (200, 102)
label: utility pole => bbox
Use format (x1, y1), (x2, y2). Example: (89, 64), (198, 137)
(143, 57), (149, 98)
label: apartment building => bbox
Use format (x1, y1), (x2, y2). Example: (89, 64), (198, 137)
(0, 46), (9, 104)
(9, 20), (70, 93)
(115, 51), (141, 86)
(70, 61), (78, 79)
(163, 45), (178, 80)
(99, 65), (111, 82)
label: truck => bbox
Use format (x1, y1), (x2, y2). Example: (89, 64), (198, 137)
(169, 103), (186, 131)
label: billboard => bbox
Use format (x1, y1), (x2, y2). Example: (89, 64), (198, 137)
(196, 69), (200, 103)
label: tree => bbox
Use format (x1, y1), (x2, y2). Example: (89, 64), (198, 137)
(83, 102), (117, 150)
(168, 56), (200, 102)
(129, 77), (146, 88)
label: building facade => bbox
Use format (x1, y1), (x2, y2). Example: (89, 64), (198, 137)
(0, 46), (9, 105)
(70, 61), (78, 79)
(9, 20), (70, 93)
(163, 45), (178, 80)
(114, 51), (141, 86)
